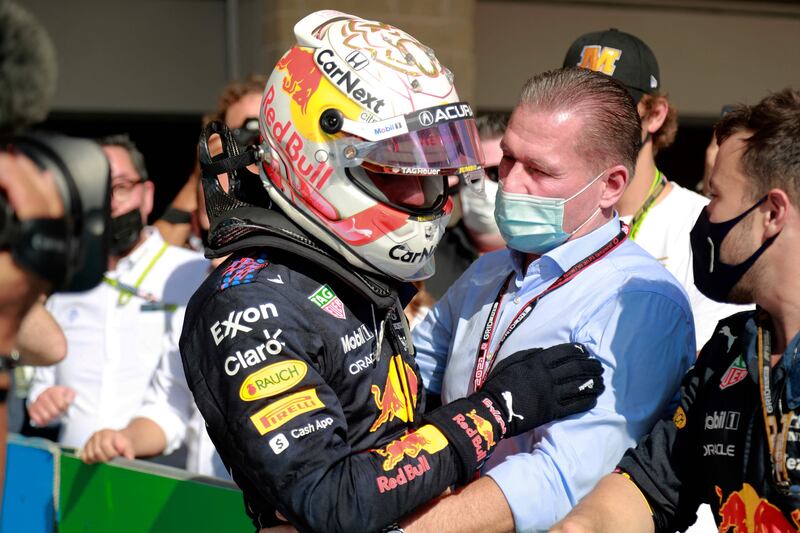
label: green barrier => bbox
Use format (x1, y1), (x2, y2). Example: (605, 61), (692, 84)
(58, 452), (253, 533)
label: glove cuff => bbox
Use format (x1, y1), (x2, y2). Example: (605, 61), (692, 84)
(423, 395), (507, 485)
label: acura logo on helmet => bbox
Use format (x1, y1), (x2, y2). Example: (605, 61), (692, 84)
(416, 103), (473, 129)
(419, 111), (435, 127)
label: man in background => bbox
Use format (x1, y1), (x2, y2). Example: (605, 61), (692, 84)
(564, 28), (746, 348)
(553, 87), (800, 533)
(78, 77), (268, 477)
(154, 75), (267, 250)
(26, 135), (208, 450)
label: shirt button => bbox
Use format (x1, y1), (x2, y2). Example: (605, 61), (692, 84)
(514, 297), (520, 304)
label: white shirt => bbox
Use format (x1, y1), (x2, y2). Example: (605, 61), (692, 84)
(136, 326), (228, 478)
(623, 183), (750, 348)
(28, 229), (209, 448)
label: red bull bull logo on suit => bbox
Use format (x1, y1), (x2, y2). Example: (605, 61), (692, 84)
(716, 483), (800, 532)
(369, 354), (419, 433)
(374, 425), (448, 471)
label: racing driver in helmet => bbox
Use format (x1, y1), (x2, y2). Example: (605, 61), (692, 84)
(179, 11), (604, 532)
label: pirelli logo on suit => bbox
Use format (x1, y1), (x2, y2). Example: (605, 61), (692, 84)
(250, 389), (324, 435)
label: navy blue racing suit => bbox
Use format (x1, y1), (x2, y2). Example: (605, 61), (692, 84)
(180, 244), (468, 532)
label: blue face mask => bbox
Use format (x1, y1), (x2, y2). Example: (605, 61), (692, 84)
(494, 170), (605, 254)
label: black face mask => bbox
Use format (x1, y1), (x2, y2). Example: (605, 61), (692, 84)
(109, 208), (143, 256)
(690, 196), (778, 303)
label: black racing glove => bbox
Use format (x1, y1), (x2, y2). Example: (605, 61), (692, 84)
(424, 343), (604, 484)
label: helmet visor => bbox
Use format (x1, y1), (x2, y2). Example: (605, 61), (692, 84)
(336, 116), (484, 176)
(332, 102), (487, 214)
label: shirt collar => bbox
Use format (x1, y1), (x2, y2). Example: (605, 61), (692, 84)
(113, 226), (161, 275)
(508, 215), (622, 281)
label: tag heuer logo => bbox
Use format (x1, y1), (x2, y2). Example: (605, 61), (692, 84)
(719, 355), (748, 390)
(308, 284), (346, 320)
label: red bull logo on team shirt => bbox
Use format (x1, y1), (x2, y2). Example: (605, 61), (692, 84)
(452, 409), (495, 463)
(374, 425), (448, 471)
(276, 47), (322, 114)
(467, 410), (496, 449)
(376, 456), (431, 494)
(369, 354), (419, 433)
(716, 483), (800, 532)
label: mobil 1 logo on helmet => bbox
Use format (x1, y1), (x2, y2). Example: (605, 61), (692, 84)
(210, 303), (279, 346)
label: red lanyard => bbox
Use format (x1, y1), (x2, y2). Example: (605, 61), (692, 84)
(472, 223), (629, 391)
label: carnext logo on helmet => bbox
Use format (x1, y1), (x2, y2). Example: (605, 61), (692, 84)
(389, 244), (435, 263)
(315, 49), (385, 114)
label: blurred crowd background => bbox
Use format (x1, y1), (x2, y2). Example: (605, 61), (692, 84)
(23, 0), (800, 222)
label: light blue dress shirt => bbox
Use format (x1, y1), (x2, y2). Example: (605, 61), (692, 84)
(413, 216), (696, 532)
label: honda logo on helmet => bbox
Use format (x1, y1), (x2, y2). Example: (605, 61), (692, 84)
(314, 49), (386, 113)
(346, 50), (370, 71)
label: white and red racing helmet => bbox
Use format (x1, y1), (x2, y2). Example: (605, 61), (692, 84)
(258, 10), (485, 281)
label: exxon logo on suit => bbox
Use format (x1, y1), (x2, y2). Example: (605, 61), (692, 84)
(341, 324), (375, 354)
(210, 303), (279, 345)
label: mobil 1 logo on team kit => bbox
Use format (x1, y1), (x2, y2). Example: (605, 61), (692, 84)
(341, 324), (375, 354)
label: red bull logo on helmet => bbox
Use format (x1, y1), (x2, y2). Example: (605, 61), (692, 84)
(276, 47), (322, 114)
(716, 483), (800, 532)
(369, 354), (419, 433)
(374, 425), (448, 471)
(262, 84), (335, 192)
